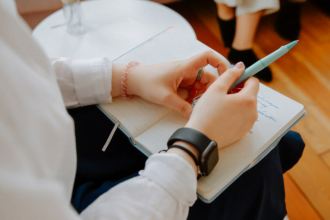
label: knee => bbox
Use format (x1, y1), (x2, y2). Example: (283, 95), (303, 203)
(278, 130), (305, 172)
(282, 130), (305, 155)
(216, 3), (235, 19)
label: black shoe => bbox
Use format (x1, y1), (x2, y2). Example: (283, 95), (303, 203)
(217, 16), (236, 48)
(274, 2), (302, 41)
(228, 48), (273, 82)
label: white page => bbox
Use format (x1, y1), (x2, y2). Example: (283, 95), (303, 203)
(135, 111), (187, 154)
(100, 96), (171, 138)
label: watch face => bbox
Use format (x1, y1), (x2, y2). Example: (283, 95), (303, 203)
(200, 141), (219, 176)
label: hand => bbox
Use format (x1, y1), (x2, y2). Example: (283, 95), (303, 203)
(126, 51), (227, 118)
(185, 62), (259, 149)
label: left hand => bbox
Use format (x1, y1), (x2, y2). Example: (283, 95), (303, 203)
(126, 51), (228, 118)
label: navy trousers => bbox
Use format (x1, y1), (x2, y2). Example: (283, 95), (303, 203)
(69, 105), (305, 220)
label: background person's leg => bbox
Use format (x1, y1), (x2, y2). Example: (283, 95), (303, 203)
(216, 3), (236, 48)
(216, 3), (235, 20)
(232, 10), (263, 50)
(275, 0), (305, 41)
(228, 10), (273, 82)
(215, 0), (280, 82)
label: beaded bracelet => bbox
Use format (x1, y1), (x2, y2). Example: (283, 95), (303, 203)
(121, 61), (141, 100)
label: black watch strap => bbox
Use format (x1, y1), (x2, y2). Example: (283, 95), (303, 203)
(168, 145), (199, 166)
(167, 127), (215, 155)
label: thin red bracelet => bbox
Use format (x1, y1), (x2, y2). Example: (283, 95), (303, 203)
(121, 61), (141, 100)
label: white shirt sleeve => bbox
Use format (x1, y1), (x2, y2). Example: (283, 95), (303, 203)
(81, 154), (198, 220)
(0, 1), (198, 219)
(51, 57), (113, 108)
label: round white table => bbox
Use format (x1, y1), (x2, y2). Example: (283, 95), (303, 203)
(32, 0), (196, 60)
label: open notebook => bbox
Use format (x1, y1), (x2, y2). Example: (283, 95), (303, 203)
(98, 28), (306, 203)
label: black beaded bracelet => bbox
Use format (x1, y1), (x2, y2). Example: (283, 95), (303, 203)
(168, 145), (199, 166)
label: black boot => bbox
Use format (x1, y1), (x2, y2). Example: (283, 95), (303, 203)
(217, 16), (236, 48)
(228, 48), (273, 82)
(274, 2), (302, 41)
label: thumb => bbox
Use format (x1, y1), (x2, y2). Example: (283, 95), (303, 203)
(167, 94), (193, 118)
(215, 62), (245, 92)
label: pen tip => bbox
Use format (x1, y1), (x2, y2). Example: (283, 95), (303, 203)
(286, 40), (298, 50)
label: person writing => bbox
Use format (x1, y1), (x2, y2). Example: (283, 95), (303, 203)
(0, 0), (304, 219)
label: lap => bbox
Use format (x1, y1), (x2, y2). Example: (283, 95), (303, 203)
(189, 145), (285, 220)
(68, 105), (304, 220)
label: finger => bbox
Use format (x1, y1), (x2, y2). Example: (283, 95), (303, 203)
(186, 50), (227, 75)
(181, 69), (214, 91)
(177, 88), (189, 100)
(228, 87), (242, 94)
(214, 62), (245, 93)
(199, 69), (217, 90)
(196, 87), (206, 96)
(193, 81), (204, 90)
(189, 88), (197, 97)
(186, 89), (197, 104)
(234, 80), (246, 90)
(228, 80), (246, 94)
(167, 94), (193, 118)
(238, 77), (259, 97)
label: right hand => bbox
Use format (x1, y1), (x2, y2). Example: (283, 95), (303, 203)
(185, 62), (259, 149)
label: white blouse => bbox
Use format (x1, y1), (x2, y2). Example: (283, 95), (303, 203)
(0, 0), (197, 219)
(214, 0), (280, 16)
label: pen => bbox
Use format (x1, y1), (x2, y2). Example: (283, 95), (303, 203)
(229, 40), (298, 91)
(192, 41), (298, 107)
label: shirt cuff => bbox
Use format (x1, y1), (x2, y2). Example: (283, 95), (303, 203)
(139, 153), (197, 206)
(71, 57), (112, 106)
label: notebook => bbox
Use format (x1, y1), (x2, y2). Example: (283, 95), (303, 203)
(97, 28), (306, 203)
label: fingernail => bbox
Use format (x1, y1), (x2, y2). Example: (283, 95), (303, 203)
(235, 62), (244, 69)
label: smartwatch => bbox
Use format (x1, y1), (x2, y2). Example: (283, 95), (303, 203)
(167, 127), (219, 176)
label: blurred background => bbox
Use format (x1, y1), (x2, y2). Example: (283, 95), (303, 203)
(16, 0), (330, 219)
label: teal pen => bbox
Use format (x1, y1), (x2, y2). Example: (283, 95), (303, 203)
(228, 40), (298, 91)
(191, 40), (298, 107)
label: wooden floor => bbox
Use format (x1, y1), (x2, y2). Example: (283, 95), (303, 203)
(21, 1), (330, 219)
(166, 1), (330, 219)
